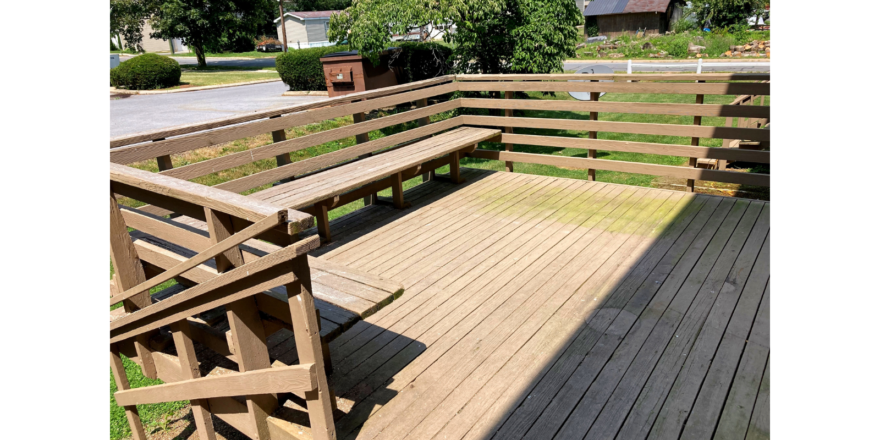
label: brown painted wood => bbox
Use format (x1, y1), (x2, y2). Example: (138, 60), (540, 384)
(687, 84), (705, 192)
(114, 363), (317, 406)
(454, 73), (769, 82)
(391, 172), (405, 209)
(459, 97), (770, 119)
(467, 149), (770, 186)
(463, 115), (770, 142)
(110, 76), (456, 148)
(503, 91), (515, 172)
(170, 321), (216, 440)
(458, 80), (769, 96)
(588, 86), (600, 181)
(111, 344), (148, 440)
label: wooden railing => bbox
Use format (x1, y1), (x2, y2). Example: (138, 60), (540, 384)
(109, 164), (335, 440)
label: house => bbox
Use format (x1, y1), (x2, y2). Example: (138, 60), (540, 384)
(116, 20), (187, 53)
(275, 11), (340, 50)
(584, 0), (685, 37)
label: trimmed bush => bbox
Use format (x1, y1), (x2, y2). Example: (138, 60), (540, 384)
(387, 42), (453, 84)
(276, 45), (349, 91)
(110, 53), (181, 90)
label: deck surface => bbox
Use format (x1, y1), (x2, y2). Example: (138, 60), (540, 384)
(283, 168), (770, 440)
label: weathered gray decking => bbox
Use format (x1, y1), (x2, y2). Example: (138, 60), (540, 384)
(272, 168), (770, 440)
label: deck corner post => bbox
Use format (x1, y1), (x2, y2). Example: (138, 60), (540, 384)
(687, 79), (706, 193)
(504, 90), (515, 172)
(588, 81), (600, 181)
(284, 253), (337, 440)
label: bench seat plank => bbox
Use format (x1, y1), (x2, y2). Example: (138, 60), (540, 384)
(248, 126), (500, 210)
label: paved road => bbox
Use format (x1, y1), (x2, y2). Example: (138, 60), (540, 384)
(111, 81), (327, 138)
(121, 55), (276, 69)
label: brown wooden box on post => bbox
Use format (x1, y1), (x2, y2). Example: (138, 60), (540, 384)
(320, 50), (401, 97)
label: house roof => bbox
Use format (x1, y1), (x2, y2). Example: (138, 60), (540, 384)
(584, 0), (671, 16)
(274, 11), (339, 22)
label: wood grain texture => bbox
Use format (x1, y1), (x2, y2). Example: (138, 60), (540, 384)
(111, 163), (285, 222)
(111, 94), (457, 166)
(111, 345), (148, 440)
(170, 321), (216, 440)
(110, 75), (455, 148)
(467, 149), (770, 186)
(460, 98), (770, 119)
(114, 364), (317, 406)
(500, 133), (770, 163)
(458, 81), (769, 96)
(454, 73), (769, 82)
(464, 115), (770, 142)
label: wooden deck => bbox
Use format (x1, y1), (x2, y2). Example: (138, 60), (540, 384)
(270, 168), (770, 440)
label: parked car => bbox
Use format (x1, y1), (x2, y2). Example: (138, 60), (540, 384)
(257, 43), (283, 52)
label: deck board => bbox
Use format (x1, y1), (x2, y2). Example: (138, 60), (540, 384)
(259, 168), (769, 440)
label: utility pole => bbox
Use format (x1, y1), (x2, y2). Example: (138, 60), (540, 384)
(279, 1), (288, 52)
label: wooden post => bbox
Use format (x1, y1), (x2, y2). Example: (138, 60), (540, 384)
(687, 80), (705, 192)
(170, 321), (217, 440)
(285, 255), (337, 440)
(270, 115), (295, 184)
(316, 202), (332, 243)
(153, 138), (173, 172)
(110, 192), (158, 379)
(352, 111), (376, 205)
(450, 150), (464, 184)
(504, 91), (515, 172)
(205, 207), (277, 439)
(111, 344), (148, 440)
(391, 172), (406, 209)
(417, 98), (435, 182)
(718, 116), (733, 171)
(587, 80), (600, 181)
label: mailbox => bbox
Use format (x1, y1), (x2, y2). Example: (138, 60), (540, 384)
(320, 49), (401, 97)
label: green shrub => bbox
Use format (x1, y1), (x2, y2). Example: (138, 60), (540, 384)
(704, 34), (735, 56)
(110, 53), (181, 90)
(388, 42), (452, 83)
(276, 45), (349, 91)
(584, 16), (599, 37)
(661, 35), (690, 58)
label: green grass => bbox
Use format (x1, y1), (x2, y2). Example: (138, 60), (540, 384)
(111, 89), (768, 435)
(165, 71), (280, 89)
(575, 29), (770, 60)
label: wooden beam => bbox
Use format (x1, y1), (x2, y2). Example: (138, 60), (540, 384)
(110, 163), (287, 223)
(110, 213), (284, 306)
(170, 321), (216, 440)
(687, 81), (706, 192)
(114, 364), (317, 406)
(391, 172), (405, 209)
(466, 149), (770, 187)
(454, 73), (769, 82)
(499, 134), (770, 163)
(459, 97), (770, 119)
(458, 80), (770, 96)
(110, 344), (147, 440)
(110, 192), (157, 379)
(463, 115), (770, 142)
(587, 83), (599, 182)
(111, 75), (456, 147)
(503, 91), (515, 172)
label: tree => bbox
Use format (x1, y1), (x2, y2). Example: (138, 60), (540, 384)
(328, 0), (581, 75)
(282, 0), (352, 11)
(688, 0), (768, 28)
(110, 0), (157, 52)
(149, 0), (277, 67)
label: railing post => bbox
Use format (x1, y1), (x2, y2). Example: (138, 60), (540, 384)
(285, 254), (337, 440)
(110, 344), (147, 440)
(416, 98), (435, 182)
(352, 110), (376, 205)
(687, 80), (705, 192)
(170, 321), (217, 440)
(504, 90), (515, 172)
(205, 207), (277, 439)
(588, 80), (600, 181)
(109, 192), (158, 380)
(270, 115), (295, 184)
(719, 116), (734, 171)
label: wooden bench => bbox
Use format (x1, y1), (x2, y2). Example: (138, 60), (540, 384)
(248, 126), (501, 241)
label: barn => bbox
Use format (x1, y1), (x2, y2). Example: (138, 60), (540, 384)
(584, 0), (685, 38)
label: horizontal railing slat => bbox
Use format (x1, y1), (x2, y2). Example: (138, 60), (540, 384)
(466, 149), (769, 186)
(501, 133), (770, 163)
(458, 81), (769, 96)
(454, 73), (770, 82)
(110, 82), (458, 165)
(110, 75), (456, 148)
(461, 98), (770, 119)
(464, 115), (770, 142)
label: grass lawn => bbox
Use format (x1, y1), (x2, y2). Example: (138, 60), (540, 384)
(110, 87), (768, 438)
(163, 71), (280, 90)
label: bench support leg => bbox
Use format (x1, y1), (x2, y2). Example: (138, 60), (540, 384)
(316, 203), (331, 243)
(392, 172), (406, 209)
(450, 150), (464, 184)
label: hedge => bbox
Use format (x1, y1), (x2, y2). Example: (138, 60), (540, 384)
(110, 53), (181, 90)
(276, 45), (350, 91)
(388, 42), (453, 83)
